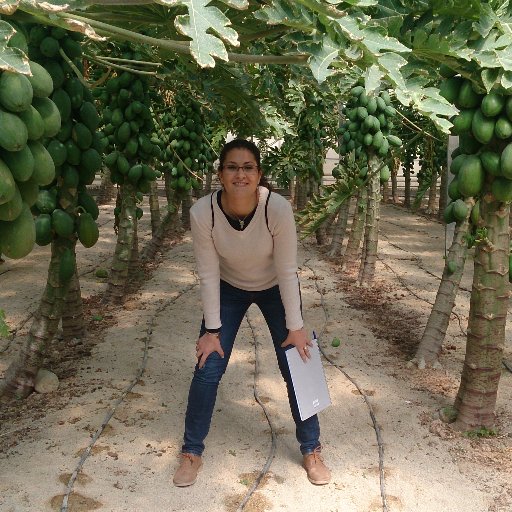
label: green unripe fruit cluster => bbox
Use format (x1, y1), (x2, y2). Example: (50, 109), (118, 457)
(337, 86), (402, 184)
(442, 75), (512, 225)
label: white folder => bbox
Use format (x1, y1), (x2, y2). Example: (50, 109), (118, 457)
(285, 338), (331, 421)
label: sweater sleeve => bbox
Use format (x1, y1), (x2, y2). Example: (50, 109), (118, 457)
(271, 197), (304, 331)
(190, 199), (222, 330)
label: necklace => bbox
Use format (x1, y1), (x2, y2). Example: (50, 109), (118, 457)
(223, 191), (259, 230)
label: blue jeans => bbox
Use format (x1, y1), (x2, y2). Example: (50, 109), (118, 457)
(182, 280), (321, 456)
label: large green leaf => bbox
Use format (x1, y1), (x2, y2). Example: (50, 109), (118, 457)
(253, 0), (316, 32)
(335, 14), (410, 55)
(0, 20), (29, 73)
(298, 35), (339, 83)
(159, 0), (245, 67)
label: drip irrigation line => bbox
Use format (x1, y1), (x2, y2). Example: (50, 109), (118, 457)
(60, 281), (198, 512)
(376, 254), (467, 338)
(301, 253), (389, 512)
(503, 359), (512, 374)
(236, 314), (278, 512)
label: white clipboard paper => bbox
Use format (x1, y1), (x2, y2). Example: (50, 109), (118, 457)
(285, 338), (331, 421)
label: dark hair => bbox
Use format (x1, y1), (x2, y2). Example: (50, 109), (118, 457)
(218, 138), (261, 169)
(218, 138), (271, 189)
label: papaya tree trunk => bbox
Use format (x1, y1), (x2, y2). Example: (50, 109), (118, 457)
(149, 179), (161, 236)
(382, 179), (390, 203)
(105, 183), (137, 303)
(295, 179), (309, 210)
(181, 189), (192, 230)
(328, 201), (350, 257)
(438, 165), (449, 220)
(404, 167), (411, 208)
(426, 177), (438, 215)
(289, 176), (296, 206)
(61, 268), (85, 341)
(141, 180), (181, 261)
(0, 239), (74, 399)
(127, 215), (140, 292)
(342, 187), (367, 271)
(413, 200), (473, 368)
(452, 199), (509, 430)
(97, 168), (115, 205)
(358, 156), (381, 285)
(391, 157), (400, 204)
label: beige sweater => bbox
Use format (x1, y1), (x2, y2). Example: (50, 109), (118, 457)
(190, 186), (303, 331)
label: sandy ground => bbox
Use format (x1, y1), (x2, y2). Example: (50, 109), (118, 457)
(1, 200), (512, 512)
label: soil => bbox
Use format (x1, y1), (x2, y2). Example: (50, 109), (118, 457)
(1, 199), (511, 512)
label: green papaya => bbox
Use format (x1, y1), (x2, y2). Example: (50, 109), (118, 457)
(480, 151), (501, 176)
(452, 109), (475, 135)
(51, 209), (75, 238)
(35, 213), (53, 246)
(0, 184), (22, 221)
(29, 141), (56, 186)
(448, 177), (462, 200)
(59, 247), (75, 282)
(32, 97), (61, 138)
(35, 189), (57, 214)
(492, 177), (512, 202)
(0, 109), (28, 151)
(457, 81), (482, 109)
(17, 106), (44, 141)
(443, 202), (455, 224)
(27, 61), (53, 99)
(471, 109), (495, 144)
(452, 199), (468, 222)
(77, 212), (99, 248)
(1, 146), (34, 182)
(500, 143), (512, 179)
(494, 116), (512, 139)
(0, 202), (35, 259)
(481, 91), (505, 117)
(0, 72), (33, 113)
(457, 155), (484, 197)
(17, 178), (39, 207)
(450, 154), (467, 175)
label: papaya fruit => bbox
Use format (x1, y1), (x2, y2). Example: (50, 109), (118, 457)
(0, 184), (22, 221)
(471, 109), (495, 144)
(443, 202), (455, 224)
(494, 116), (512, 139)
(450, 154), (467, 175)
(452, 109), (475, 135)
(457, 81), (482, 109)
(29, 141), (56, 186)
(32, 97), (61, 138)
(35, 189), (57, 214)
(480, 151), (501, 176)
(481, 91), (505, 117)
(0, 109), (28, 151)
(51, 209), (75, 238)
(0, 158), (16, 205)
(458, 155), (484, 197)
(17, 105), (44, 141)
(452, 199), (469, 222)
(1, 146), (34, 182)
(0, 72), (33, 113)
(0, 202), (35, 259)
(59, 247), (75, 282)
(448, 177), (462, 200)
(77, 212), (99, 248)
(492, 177), (512, 202)
(500, 143), (512, 179)
(27, 61), (53, 99)
(51, 88), (72, 121)
(35, 213), (53, 245)
(17, 178), (39, 207)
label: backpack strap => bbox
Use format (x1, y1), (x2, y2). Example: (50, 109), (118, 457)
(210, 191), (215, 230)
(265, 189), (272, 234)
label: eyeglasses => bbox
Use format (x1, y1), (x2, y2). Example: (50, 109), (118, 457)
(223, 164), (259, 175)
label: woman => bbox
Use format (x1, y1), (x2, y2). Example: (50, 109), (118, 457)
(173, 139), (330, 487)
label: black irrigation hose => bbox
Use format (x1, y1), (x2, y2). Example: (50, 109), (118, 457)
(60, 281), (198, 512)
(236, 314), (278, 512)
(302, 255), (389, 512)
(375, 254), (468, 338)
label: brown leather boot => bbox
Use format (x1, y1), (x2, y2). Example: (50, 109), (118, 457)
(302, 447), (331, 485)
(173, 453), (203, 487)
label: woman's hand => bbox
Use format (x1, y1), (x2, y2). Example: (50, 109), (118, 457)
(281, 328), (313, 362)
(196, 332), (225, 369)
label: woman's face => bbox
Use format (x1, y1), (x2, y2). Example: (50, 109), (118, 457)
(218, 148), (262, 198)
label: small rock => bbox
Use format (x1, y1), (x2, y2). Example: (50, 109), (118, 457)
(34, 368), (59, 393)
